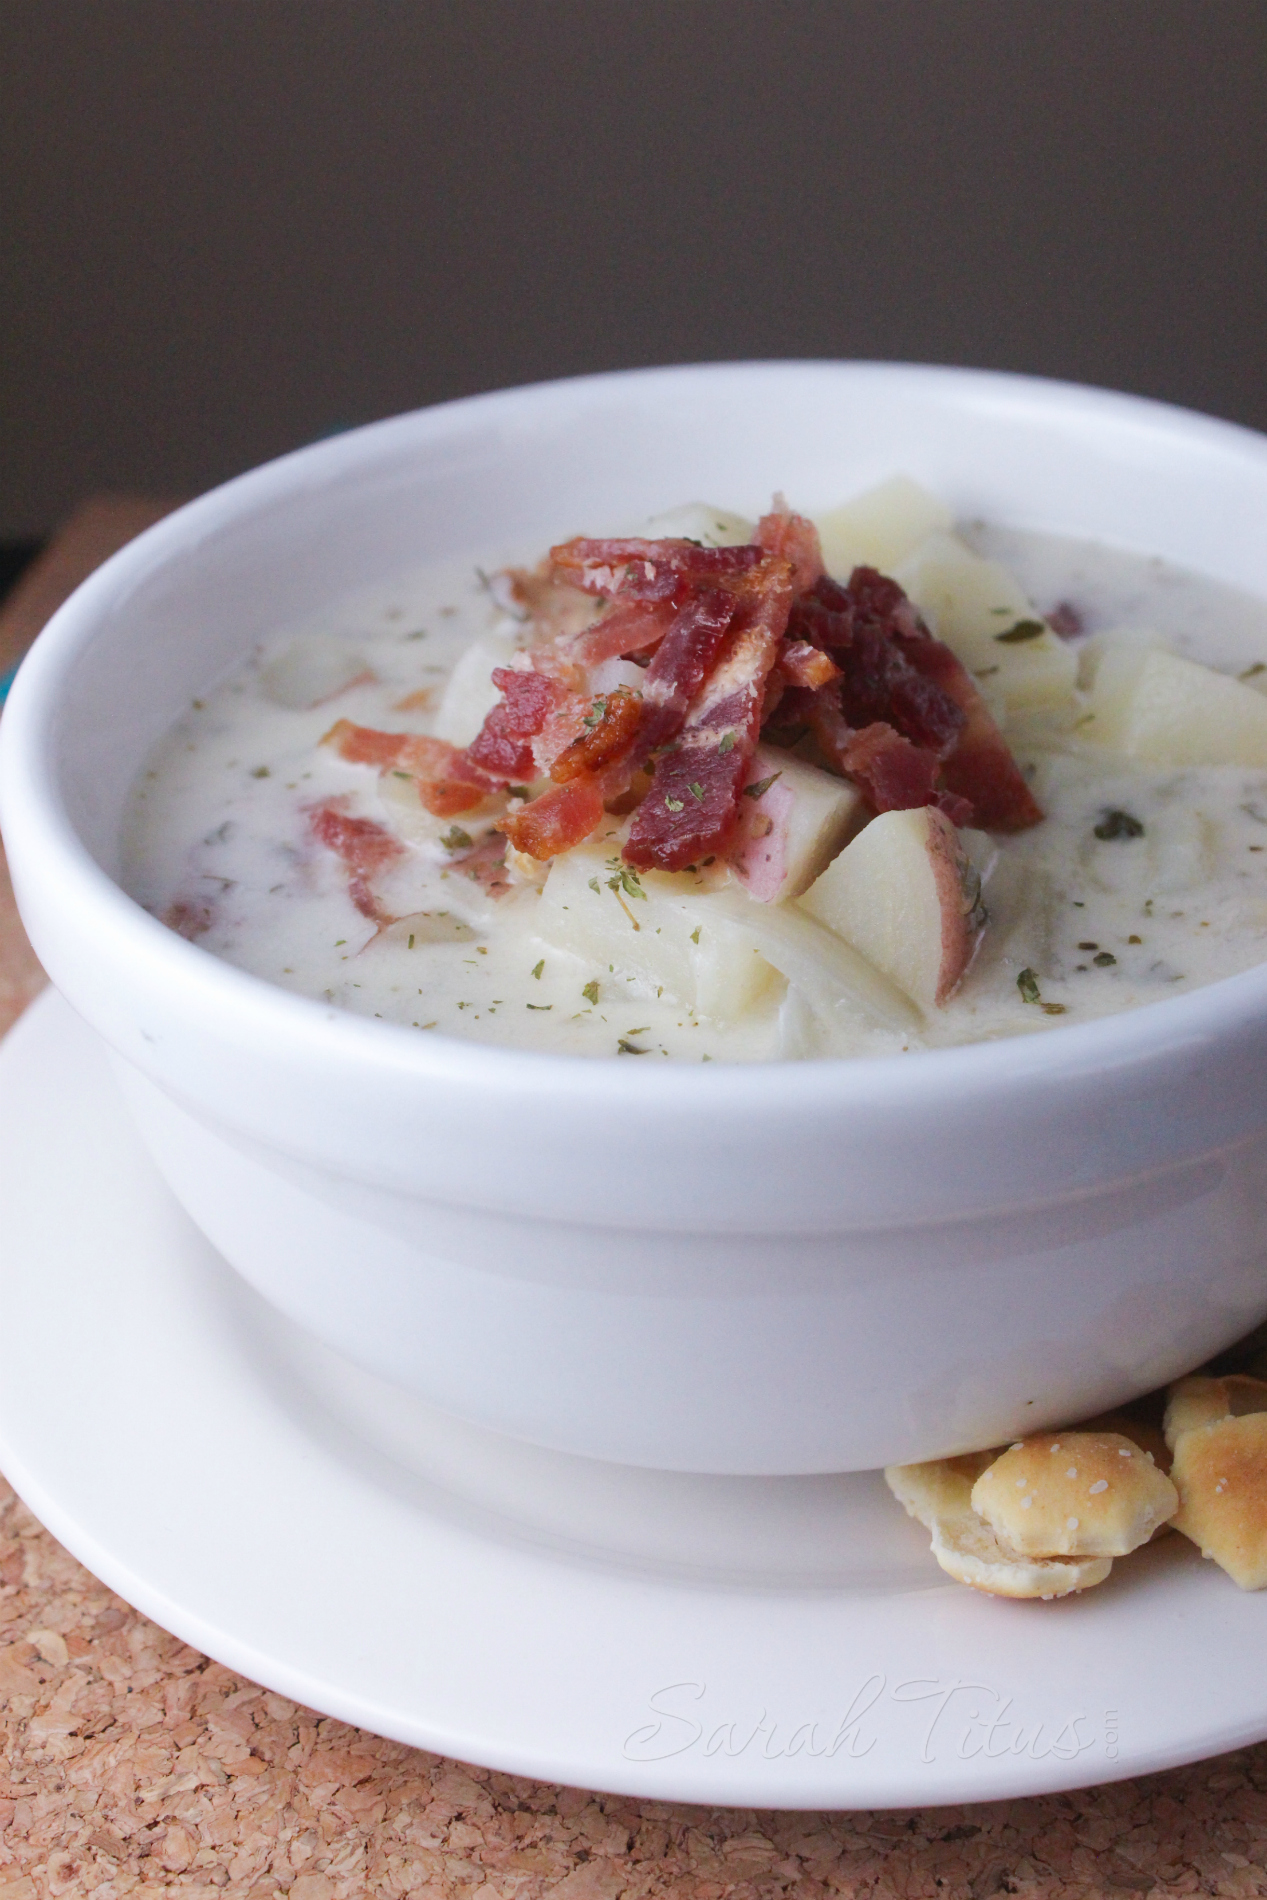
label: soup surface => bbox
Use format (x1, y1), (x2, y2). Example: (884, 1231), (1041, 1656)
(123, 485), (1267, 1061)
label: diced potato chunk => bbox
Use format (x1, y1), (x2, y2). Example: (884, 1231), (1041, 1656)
(814, 477), (953, 579)
(534, 831), (920, 1031)
(431, 633), (519, 746)
(797, 807), (985, 1012)
(729, 745), (866, 902)
(1083, 638), (1267, 766)
(534, 844), (782, 1023)
(897, 533), (1077, 718)
(702, 886), (920, 1033)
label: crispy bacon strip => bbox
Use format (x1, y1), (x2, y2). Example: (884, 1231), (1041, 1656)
(567, 599), (677, 668)
(550, 688), (643, 782)
(322, 719), (496, 817)
(528, 691), (592, 776)
(755, 502), (825, 594)
(625, 560), (794, 871)
(323, 718), (415, 769)
(550, 537), (765, 602)
(635, 587), (738, 759)
(778, 639), (841, 691)
(500, 779), (606, 860)
(467, 667), (571, 782)
(310, 802), (404, 921)
(413, 778), (490, 819)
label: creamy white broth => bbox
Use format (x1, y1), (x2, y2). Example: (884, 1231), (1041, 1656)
(123, 520), (1267, 1061)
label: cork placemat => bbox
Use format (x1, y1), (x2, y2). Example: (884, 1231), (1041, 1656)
(5, 509), (1267, 1897)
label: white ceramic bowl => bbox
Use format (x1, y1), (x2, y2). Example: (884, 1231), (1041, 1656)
(5, 362), (1267, 1475)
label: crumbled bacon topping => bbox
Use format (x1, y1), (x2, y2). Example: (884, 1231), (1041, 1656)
(754, 499), (826, 595)
(893, 633), (1043, 831)
(321, 496), (1043, 913)
(309, 802), (404, 921)
(550, 537), (766, 604)
(635, 587), (740, 760)
(781, 566), (1042, 832)
(777, 639), (841, 692)
(625, 558), (794, 871)
(550, 687), (643, 782)
(500, 779), (607, 860)
(467, 668), (570, 783)
(567, 598), (677, 668)
(321, 719), (495, 816)
(839, 720), (941, 812)
(789, 571), (966, 757)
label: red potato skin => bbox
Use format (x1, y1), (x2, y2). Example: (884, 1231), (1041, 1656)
(923, 806), (982, 1004)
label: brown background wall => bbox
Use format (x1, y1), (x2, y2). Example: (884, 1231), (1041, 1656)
(3, 0), (1266, 536)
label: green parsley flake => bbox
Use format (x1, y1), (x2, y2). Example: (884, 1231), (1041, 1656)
(718, 731), (736, 755)
(1094, 809), (1145, 841)
(1017, 968), (1042, 1005)
(441, 825), (473, 852)
(690, 926), (701, 944)
(531, 959), (544, 979)
(687, 781), (705, 804)
(1018, 966), (1068, 1015)
(582, 979), (600, 1004)
(617, 1038), (649, 1055)
(526, 1003), (553, 1010)
(605, 860), (646, 901)
(665, 795), (684, 812)
(994, 619), (1047, 644)
(743, 771), (782, 800)
(588, 876), (601, 894)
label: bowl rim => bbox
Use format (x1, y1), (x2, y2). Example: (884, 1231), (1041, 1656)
(7, 353), (1267, 1117)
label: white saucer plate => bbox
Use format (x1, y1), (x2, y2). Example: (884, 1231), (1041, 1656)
(2, 990), (1265, 1809)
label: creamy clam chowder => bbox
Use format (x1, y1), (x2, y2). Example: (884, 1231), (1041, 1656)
(124, 479), (1267, 1061)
